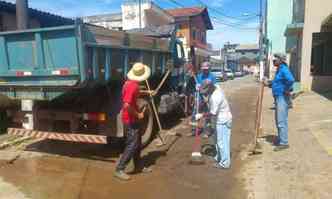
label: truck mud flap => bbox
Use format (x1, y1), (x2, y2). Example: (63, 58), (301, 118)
(8, 128), (108, 144)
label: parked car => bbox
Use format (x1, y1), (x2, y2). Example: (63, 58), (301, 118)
(225, 69), (235, 80)
(234, 71), (244, 77)
(211, 69), (227, 82)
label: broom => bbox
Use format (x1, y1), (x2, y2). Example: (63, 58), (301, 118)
(189, 91), (205, 165)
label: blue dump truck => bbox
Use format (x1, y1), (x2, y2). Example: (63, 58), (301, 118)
(0, 21), (187, 146)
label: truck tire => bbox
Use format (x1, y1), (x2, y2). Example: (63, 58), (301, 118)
(137, 98), (154, 147)
(0, 110), (9, 134)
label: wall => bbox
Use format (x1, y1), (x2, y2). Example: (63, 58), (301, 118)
(0, 11), (40, 31)
(300, 0), (332, 92)
(267, 0), (293, 54)
(145, 6), (173, 27)
(288, 33), (302, 81)
(93, 21), (122, 30)
(189, 15), (207, 49)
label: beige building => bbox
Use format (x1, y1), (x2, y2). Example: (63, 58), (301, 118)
(286, 0), (332, 92)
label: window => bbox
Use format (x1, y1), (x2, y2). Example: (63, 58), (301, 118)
(0, 14), (3, 31)
(201, 32), (205, 43)
(192, 29), (197, 40)
(311, 32), (332, 76)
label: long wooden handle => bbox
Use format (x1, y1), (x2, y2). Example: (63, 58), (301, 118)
(254, 82), (265, 143)
(154, 69), (172, 95)
(145, 80), (165, 144)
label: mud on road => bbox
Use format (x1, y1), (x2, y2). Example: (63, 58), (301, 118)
(0, 77), (258, 199)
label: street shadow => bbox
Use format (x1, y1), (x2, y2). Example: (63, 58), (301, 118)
(311, 76), (332, 100)
(23, 132), (183, 165)
(316, 91), (332, 101)
(141, 151), (167, 168)
(201, 144), (216, 157)
(261, 134), (277, 145)
(160, 113), (184, 130)
(24, 138), (125, 163)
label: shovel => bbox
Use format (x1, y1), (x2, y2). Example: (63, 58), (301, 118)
(145, 80), (166, 147)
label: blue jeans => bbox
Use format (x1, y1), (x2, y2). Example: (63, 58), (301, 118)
(215, 121), (232, 168)
(274, 95), (289, 146)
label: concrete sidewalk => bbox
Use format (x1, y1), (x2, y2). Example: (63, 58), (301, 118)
(242, 89), (332, 199)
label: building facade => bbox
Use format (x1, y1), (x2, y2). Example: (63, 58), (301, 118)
(284, 0), (304, 81)
(83, 0), (174, 31)
(167, 7), (213, 70)
(223, 43), (259, 72)
(266, 0), (293, 54)
(284, 0), (332, 92)
(83, 13), (123, 31)
(299, 0), (332, 92)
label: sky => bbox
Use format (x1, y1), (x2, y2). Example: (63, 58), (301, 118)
(5, 0), (260, 49)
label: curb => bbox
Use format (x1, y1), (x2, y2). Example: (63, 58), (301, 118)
(0, 137), (32, 150)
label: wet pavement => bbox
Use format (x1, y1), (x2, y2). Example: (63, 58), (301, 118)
(0, 76), (259, 199)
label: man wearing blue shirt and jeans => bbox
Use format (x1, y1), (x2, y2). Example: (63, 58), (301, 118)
(189, 62), (217, 138)
(271, 53), (295, 151)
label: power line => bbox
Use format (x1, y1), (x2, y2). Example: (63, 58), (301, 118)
(164, 0), (258, 30)
(194, 0), (259, 20)
(211, 15), (259, 27)
(165, 0), (259, 27)
(166, 0), (186, 8)
(211, 18), (258, 30)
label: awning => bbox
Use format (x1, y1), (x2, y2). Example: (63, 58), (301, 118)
(285, 23), (304, 36)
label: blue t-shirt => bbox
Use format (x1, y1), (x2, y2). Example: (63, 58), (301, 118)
(272, 64), (295, 96)
(196, 72), (217, 86)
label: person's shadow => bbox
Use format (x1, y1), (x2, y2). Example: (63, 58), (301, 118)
(261, 134), (277, 145)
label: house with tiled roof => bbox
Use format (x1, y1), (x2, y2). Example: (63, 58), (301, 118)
(167, 7), (213, 69)
(0, 0), (73, 32)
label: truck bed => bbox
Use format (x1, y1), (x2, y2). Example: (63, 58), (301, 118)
(0, 23), (174, 100)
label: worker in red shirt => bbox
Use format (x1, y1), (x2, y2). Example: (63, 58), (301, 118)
(114, 63), (154, 181)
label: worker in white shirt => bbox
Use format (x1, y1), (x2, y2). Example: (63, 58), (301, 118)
(197, 81), (233, 169)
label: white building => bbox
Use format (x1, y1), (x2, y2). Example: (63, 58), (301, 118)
(83, 0), (174, 31)
(83, 13), (122, 31)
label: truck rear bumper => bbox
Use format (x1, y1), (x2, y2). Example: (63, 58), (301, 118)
(8, 128), (108, 144)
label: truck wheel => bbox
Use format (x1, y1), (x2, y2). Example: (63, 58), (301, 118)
(137, 98), (154, 147)
(0, 110), (9, 134)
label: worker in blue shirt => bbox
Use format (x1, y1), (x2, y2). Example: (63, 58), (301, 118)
(271, 53), (295, 151)
(188, 61), (216, 138)
(196, 62), (217, 87)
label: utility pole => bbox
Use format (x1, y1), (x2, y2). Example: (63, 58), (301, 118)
(259, 0), (265, 81)
(220, 47), (223, 71)
(224, 44), (228, 70)
(139, 0), (142, 31)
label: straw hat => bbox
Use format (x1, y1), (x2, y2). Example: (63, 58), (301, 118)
(127, 63), (151, 82)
